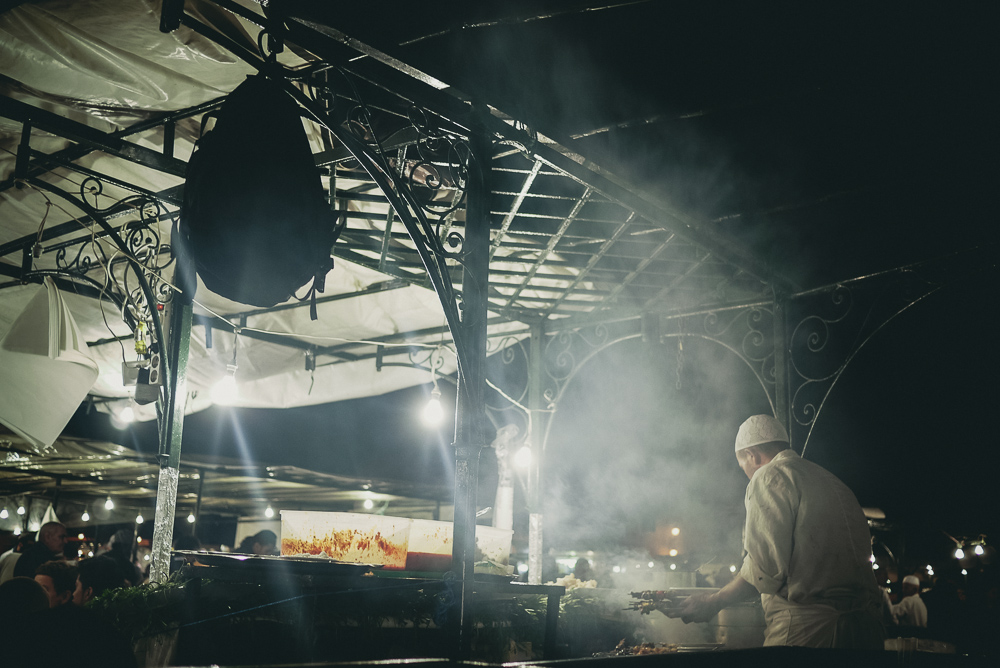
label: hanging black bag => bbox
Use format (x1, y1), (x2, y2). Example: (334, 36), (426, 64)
(179, 74), (338, 308)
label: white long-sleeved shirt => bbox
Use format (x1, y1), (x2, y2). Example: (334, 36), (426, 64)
(739, 449), (883, 647)
(892, 593), (928, 627)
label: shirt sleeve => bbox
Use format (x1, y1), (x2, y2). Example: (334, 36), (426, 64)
(741, 466), (798, 596)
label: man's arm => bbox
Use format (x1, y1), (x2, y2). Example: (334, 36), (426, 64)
(664, 574), (759, 624)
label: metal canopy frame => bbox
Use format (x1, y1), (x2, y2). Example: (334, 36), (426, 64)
(2, 0), (994, 657)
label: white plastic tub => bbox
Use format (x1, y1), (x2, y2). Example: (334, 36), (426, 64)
(280, 511), (411, 569)
(402, 520), (513, 572)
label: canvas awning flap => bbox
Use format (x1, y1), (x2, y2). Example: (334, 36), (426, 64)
(0, 278), (99, 449)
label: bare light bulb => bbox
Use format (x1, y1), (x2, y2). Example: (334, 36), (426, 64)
(211, 370), (238, 405)
(974, 544), (985, 556)
(264, 506), (274, 518)
(669, 549), (678, 557)
(421, 388), (443, 426)
(729, 565), (737, 573)
(16, 505), (25, 516)
(669, 563), (677, 571)
(81, 510), (90, 522)
(514, 445), (532, 469)
(671, 527), (680, 537)
(105, 497), (114, 510)
(135, 513), (144, 524)
(363, 498), (374, 510)
(187, 513), (196, 524)
(13, 527), (21, 536)
(119, 406), (135, 423)
(0, 509), (7, 519)
(955, 547), (965, 560)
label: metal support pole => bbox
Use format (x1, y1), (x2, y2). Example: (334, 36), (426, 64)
(149, 290), (192, 583)
(527, 321), (545, 584)
(449, 108), (492, 657)
(772, 297), (792, 449)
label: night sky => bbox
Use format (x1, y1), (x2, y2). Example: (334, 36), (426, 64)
(68, 3), (998, 570)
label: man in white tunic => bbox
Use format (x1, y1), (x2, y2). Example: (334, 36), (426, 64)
(668, 415), (884, 649)
(892, 575), (928, 627)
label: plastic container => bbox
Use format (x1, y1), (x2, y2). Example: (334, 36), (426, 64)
(406, 519), (453, 571)
(280, 511), (411, 570)
(403, 521), (513, 572)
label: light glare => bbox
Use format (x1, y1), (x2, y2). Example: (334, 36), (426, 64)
(422, 390), (444, 426)
(514, 445), (532, 469)
(211, 373), (238, 405)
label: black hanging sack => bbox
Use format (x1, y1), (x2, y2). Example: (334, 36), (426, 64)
(179, 74), (338, 308)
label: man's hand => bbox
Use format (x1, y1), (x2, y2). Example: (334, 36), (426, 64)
(662, 592), (723, 624)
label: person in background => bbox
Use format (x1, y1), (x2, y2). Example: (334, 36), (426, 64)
(74, 555), (125, 606)
(13, 522), (67, 578)
(236, 529), (278, 556)
(0, 576), (49, 621)
(0, 532), (36, 584)
(34, 559), (77, 608)
(892, 575), (928, 627)
(573, 557), (594, 583)
(666, 415), (884, 649)
(104, 528), (141, 586)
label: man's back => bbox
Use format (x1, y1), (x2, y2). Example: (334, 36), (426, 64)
(742, 449), (883, 647)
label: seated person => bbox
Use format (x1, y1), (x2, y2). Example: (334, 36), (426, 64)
(34, 560), (77, 608)
(236, 530), (278, 556)
(74, 555), (125, 606)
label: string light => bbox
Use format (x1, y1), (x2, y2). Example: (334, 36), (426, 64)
(212, 331), (241, 405)
(514, 444), (532, 469)
(422, 386), (443, 426)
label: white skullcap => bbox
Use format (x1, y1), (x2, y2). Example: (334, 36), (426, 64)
(903, 575), (920, 586)
(735, 414), (789, 452)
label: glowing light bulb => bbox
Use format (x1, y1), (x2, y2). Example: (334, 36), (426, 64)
(421, 388), (443, 426)
(211, 372), (238, 405)
(0, 509), (7, 519)
(119, 406), (135, 423)
(187, 513), (196, 524)
(669, 563), (677, 571)
(729, 565), (737, 573)
(136, 536), (141, 544)
(135, 513), (144, 524)
(105, 497), (114, 510)
(514, 445), (532, 469)
(613, 565), (621, 573)
(870, 554), (876, 563)
(648, 561), (655, 568)
(974, 544), (984, 556)
(87, 551), (93, 557)
(13, 527), (21, 536)
(144, 554), (150, 561)
(77, 533), (84, 539)
(363, 498), (374, 510)
(873, 563), (879, 570)
(671, 527), (680, 536)
(669, 549), (678, 557)
(955, 548), (965, 559)
(16, 505), (25, 515)
(961, 569), (968, 575)
(264, 506), (274, 518)
(28, 522), (39, 532)
(81, 511), (90, 522)
(517, 563), (528, 574)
